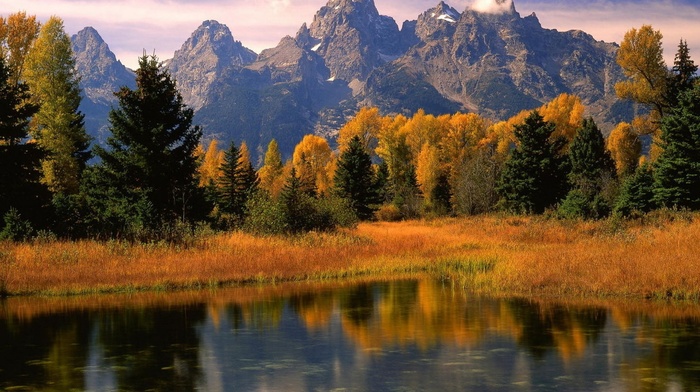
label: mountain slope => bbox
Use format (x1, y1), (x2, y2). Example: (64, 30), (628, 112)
(71, 27), (135, 143)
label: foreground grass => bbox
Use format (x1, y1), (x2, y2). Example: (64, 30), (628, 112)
(1, 213), (699, 299)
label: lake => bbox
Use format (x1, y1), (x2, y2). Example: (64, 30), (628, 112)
(2, 278), (700, 391)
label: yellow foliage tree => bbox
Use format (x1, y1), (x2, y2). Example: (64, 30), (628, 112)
(401, 109), (446, 156)
(415, 143), (440, 206)
(337, 106), (382, 154)
(293, 134), (334, 195)
(607, 122), (641, 176)
(615, 25), (668, 117)
(538, 93), (585, 143)
(198, 139), (224, 187)
(258, 139), (285, 196)
(0, 12), (40, 84)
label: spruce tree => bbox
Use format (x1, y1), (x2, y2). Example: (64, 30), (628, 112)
(217, 141), (258, 224)
(497, 111), (569, 214)
(668, 39), (698, 106)
(333, 135), (380, 220)
(653, 84), (700, 209)
(559, 118), (616, 218)
(614, 163), (655, 217)
(88, 54), (202, 234)
(0, 55), (50, 231)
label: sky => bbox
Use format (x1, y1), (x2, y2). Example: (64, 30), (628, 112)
(2, 0), (699, 70)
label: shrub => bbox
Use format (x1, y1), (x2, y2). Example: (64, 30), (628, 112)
(0, 208), (33, 242)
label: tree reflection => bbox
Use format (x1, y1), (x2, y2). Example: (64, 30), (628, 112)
(97, 304), (206, 391)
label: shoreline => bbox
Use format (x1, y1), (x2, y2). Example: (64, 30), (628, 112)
(1, 213), (699, 300)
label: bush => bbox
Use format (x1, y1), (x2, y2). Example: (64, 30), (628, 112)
(0, 208), (33, 242)
(244, 192), (357, 236)
(375, 204), (403, 221)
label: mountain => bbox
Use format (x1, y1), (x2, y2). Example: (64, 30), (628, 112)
(72, 0), (633, 162)
(71, 27), (135, 143)
(166, 20), (257, 111)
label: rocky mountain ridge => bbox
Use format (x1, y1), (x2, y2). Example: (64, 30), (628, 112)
(73, 0), (632, 162)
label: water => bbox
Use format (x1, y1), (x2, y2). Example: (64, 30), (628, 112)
(2, 279), (700, 391)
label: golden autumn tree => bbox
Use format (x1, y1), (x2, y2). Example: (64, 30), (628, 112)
(415, 143), (440, 206)
(615, 25), (669, 118)
(292, 134), (334, 195)
(337, 106), (383, 154)
(198, 139), (225, 187)
(0, 12), (40, 84)
(258, 139), (285, 196)
(607, 122), (642, 177)
(538, 93), (585, 143)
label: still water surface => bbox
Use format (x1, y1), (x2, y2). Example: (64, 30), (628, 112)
(2, 279), (700, 391)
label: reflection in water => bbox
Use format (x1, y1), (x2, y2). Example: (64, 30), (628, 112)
(2, 279), (700, 391)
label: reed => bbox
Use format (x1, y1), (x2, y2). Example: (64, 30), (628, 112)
(1, 213), (698, 299)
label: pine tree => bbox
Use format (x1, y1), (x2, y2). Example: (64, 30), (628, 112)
(568, 118), (616, 192)
(653, 84), (700, 209)
(24, 16), (91, 195)
(497, 111), (569, 214)
(217, 141), (258, 223)
(559, 118), (616, 219)
(0, 55), (50, 231)
(668, 39), (698, 106)
(614, 163), (655, 217)
(87, 54), (202, 234)
(333, 135), (380, 220)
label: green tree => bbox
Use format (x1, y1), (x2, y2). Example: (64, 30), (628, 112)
(497, 111), (569, 214)
(653, 84), (700, 209)
(24, 16), (91, 195)
(217, 141), (258, 225)
(333, 135), (380, 220)
(568, 119), (616, 191)
(614, 163), (655, 217)
(87, 54), (203, 236)
(668, 39), (698, 107)
(559, 118), (616, 219)
(0, 55), (50, 232)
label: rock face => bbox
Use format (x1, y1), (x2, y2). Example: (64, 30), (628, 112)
(73, 0), (633, 161)
(167, 20), (257, 110)
(71, 27), (135, 142)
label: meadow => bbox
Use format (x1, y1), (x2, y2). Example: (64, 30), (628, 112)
(1, 212), (698, 300)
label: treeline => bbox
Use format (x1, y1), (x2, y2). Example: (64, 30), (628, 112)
(1, 16), (698, 241)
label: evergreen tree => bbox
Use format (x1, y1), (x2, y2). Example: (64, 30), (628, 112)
(568, 118), (616, 191)
(24, 16), (91, 195)
(614, 163), (655, 217)
(668, 39), (698, 106)
(497, 111), (569, 214)
(559, 118), (617, 219)
(87, 54), (202, 235)
(653, 84), (700, 209)
(0, 55), (50, 232)
(333, 135), (380, 220)
(217, 140), (258, 224)
(280, 167), (315, 233)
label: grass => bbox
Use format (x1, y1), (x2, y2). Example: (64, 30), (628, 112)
(0, 212), (699, 299)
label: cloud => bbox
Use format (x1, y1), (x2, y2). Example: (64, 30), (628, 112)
(470, 0), (513, 14)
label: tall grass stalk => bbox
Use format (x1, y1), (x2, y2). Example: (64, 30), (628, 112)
(2, 214), (699, 299)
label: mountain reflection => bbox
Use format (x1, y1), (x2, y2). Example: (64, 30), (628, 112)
(2, 279), (700, 391)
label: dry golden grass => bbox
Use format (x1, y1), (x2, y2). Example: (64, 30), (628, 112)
(1, 213), (699, 299)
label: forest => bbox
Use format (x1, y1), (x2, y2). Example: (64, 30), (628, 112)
(1, 14), (699, 243)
